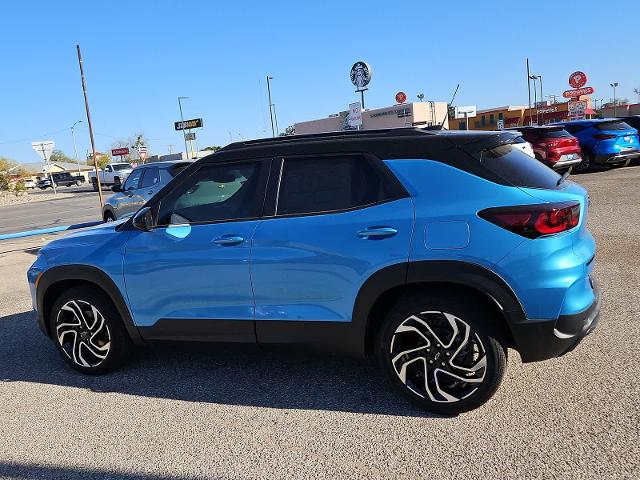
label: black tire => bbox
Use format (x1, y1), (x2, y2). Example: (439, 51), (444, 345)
(75, 180), (82, 186)
(48, 286), (132, 374)
(103, 211), (115, 222)
(574, 152), (592, 173)
(92, 179), (98, 191)
(377, 293), (507, 415)
(114, 177), (121, 187)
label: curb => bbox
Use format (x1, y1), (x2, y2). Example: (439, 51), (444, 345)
(0, 221), (103, 241)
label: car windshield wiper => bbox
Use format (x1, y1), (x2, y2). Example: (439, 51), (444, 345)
(557, 170), (571, 186)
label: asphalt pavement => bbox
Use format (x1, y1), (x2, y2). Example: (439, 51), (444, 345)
(0, 189), (102, 234)
(0, 167), (639, 479)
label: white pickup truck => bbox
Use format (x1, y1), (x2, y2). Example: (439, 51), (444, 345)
(88, 163), (133, 191)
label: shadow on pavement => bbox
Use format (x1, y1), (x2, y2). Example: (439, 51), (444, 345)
(0, 461), (200, 480)
(0, 311), (435, 418)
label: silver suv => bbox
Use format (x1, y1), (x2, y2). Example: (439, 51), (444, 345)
(102, 161), (190, 221)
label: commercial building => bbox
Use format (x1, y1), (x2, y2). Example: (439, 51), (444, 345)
(447, 99), (596, 130)
(295, 101), (449, 134)
(20, 161), (94, 182)
(599, 103), (640, 118)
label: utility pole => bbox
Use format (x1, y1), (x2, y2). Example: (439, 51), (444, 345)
(168, 144), (173, 154)
(538, 75), (544, 124)
(178, 96), (190, 159)
(526, 58), (532, 126)
(70, 120), (82, 176)
(266, 76), (276, 137)
(76, 44), (103, 209)
(610, 82), (619, 116)
(529, 75), (539, 125)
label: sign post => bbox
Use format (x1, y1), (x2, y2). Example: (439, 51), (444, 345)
(175, 118), (203, 159)
(31, 141), (56, 194)
(350, 61), (372, 110)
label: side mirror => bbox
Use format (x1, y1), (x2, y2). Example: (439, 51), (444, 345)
(132, 207), (154, 232)
(112, 185), (122, 192)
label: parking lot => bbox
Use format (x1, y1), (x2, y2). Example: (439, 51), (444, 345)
(0, 166), (639, 479)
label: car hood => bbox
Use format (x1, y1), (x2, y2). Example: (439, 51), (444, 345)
(40, 219), (128, 253)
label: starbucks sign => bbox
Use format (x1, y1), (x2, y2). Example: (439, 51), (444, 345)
(350, 61), (372, 91)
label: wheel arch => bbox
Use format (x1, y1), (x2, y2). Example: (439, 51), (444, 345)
(353, 260), (525, 357)
(37, 265), (143, 345)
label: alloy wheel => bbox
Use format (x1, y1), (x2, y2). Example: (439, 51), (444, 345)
(55, 300), (111, 368)
(389, 310), (486, 403)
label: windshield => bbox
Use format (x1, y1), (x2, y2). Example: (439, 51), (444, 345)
(596, 121), (632, 131)
(113, 164), (131, 171)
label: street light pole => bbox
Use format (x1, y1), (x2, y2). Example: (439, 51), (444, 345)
(529, 75), (538, 125)
(266, 76), (275, 138)
(70, 120), (82, 176)
(610, 82), (618, 116)
(178, 96), (190, 159)
(538, 75), (544, 124)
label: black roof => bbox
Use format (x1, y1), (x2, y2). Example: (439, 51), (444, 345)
(214, 127), (516, 160)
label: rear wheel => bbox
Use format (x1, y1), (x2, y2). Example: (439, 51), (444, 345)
(113, 177), (121, 187)
(610, 159), (631, 168)
(75, 179), (82, 186)
(574, 152), (592, 173)
(377, 293), (507, 415)
(103, 211), (115, 222)
(91, 179), (98, 191)
(49, 286), (131, 374)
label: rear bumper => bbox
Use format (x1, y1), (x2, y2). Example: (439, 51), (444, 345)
(594, 150), (640, 164)
(510, 279), (601, 363)
(549, 154), (582, 169)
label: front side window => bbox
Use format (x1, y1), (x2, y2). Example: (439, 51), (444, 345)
(140, 167), (160, 188)
(123, 169), (143, 191)
(157, 161), (265, 226)
(277, 156), (392, 216)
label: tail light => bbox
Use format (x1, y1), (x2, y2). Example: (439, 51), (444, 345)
(593, 134), (616, 140)
(479, 202), (581, 238)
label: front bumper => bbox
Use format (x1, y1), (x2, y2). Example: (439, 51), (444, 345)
(509, 279), (601, 363)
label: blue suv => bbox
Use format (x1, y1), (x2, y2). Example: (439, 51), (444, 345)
(554, 119), (640, 172)
(27, 129), (600, 414)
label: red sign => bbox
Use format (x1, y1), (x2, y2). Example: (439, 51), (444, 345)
(563, 86), (594, 98)
(395, 91), (407, 104)
(111, 147), (129, 156)
(569, 71), (587, 89)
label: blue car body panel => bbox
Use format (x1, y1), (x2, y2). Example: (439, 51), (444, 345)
(251, 198), (414, 322)
(554, 119), (640, 162)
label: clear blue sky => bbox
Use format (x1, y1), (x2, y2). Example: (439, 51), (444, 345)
(1, 0), (638, 163)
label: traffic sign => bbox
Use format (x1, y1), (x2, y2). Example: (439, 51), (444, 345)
(137, 145), (148, 161)
(569, 71), (587, 89)
(31, 140), (54, 160)
(112, 147), (129, 156)
(395, 91), (407, 104)
(348, 102), (362, 128)
(563, 87), (594, 98)
(174, 118), (203, 130)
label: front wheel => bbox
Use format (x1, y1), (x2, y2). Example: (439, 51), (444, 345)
(377, 294), (507, 415)
(49, 286), (132, 374)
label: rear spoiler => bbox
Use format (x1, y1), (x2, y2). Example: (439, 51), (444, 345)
(454, 131), (521, 154)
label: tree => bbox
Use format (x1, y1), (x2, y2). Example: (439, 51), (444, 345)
(634, 87), (640, 103)
(608, 97), (630, 106)
(279, 125), (296, 136)
(49, 149), (73, 163)
(201, 146), (222, 152)
(110, 133), (150, 162)
(0, 156), (27, 191)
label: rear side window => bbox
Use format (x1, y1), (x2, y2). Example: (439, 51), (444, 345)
(480, 144), (561, 189)
(595, 121), (632, 131)
(277, 156), (395, 216)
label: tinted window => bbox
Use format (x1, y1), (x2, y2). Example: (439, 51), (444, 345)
(480, 144), (561, 189)
(542, 129), (571, 138)
(113, 164), (131, 171)
(158, 161), (265, 226)
(277, 156), (391, 216)
(123, 169), (143, 191)
(140, 167), (160, 188)
(595, 121), (632, 131)
(562, 124), (585, 134)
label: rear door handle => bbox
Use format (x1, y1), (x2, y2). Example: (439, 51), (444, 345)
(213, 235), (244, 246)
(357, 227), (398, 239)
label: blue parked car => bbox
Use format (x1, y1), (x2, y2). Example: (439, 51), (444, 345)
(27, 128), (600, 415)
(553, 119), (640, 172)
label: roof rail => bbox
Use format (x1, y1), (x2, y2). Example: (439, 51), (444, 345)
(219, 127), (438, 152)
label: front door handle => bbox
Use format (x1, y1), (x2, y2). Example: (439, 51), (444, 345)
(213, 235), (244, 246)
(357, 227), (398, 239)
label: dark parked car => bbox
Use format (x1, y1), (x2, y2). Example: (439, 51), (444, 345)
(37, 172), (83, 189)
(508, 126), (581, 170)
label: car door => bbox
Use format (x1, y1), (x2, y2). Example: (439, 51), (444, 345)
(115, 168), (145, 219)
(123, 158), (271, 342)
(251, 154), (414, 343)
